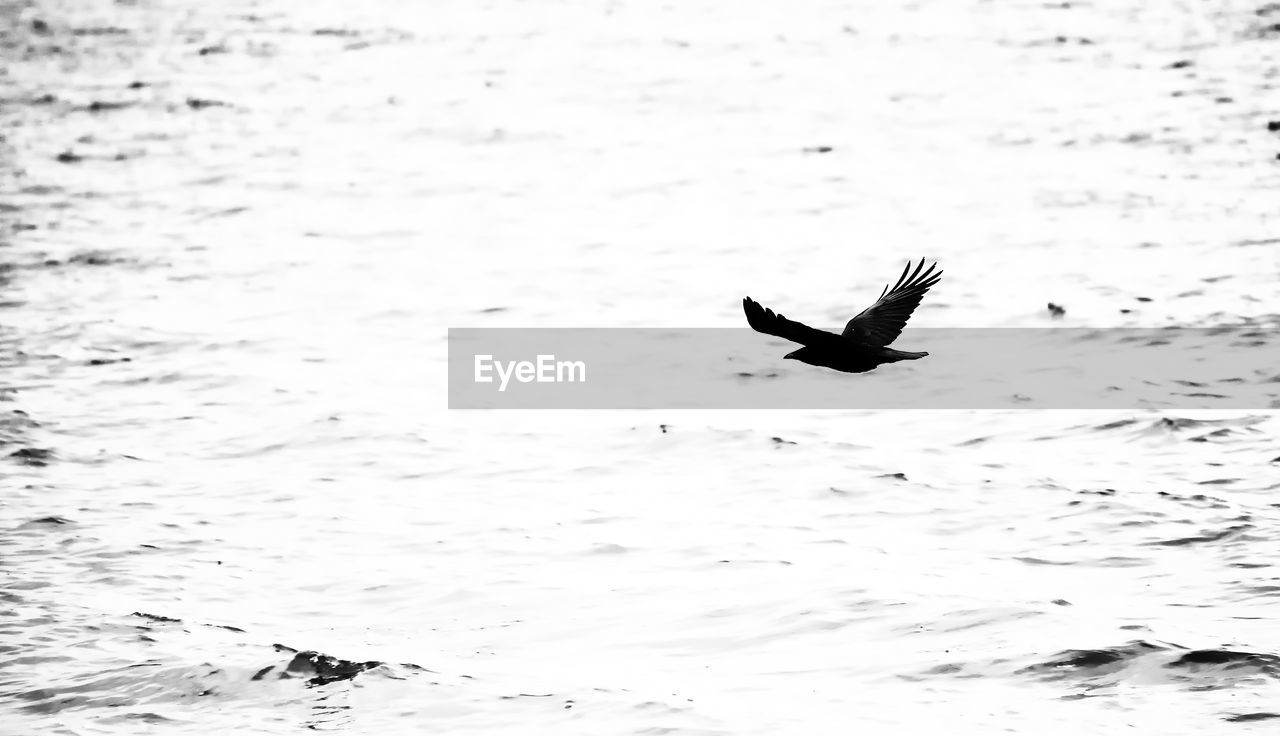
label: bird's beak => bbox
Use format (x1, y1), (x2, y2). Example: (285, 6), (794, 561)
(783, 351), (798, 360)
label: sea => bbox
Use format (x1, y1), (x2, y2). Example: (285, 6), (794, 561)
(2, 0), (1280, 733)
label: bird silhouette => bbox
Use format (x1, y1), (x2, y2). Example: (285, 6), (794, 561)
(743, 259), (942, 374)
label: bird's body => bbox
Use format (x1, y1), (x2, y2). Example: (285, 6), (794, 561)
(743, 259), (942, 374)
(780, 344), (927, 373)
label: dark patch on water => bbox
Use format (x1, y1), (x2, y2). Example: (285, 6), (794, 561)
(1013, 556), (1073, 566)
(1022, 646), (1134, 672)
(9, 447), (53, 465)
(71, 27), (130, 37)
(1091, 418), (1140, 430)
(131, 612), (182, 624)
(1226, 712), (1280, 722)
(1123, 415), (1269, 439)
(38, 250), (133, 268)
(1022, 35), (1096, 46)
(1191, 427), (1248, 442)
(281, 649), (383, 686)
(993, 640), (1280, 701)
(16, 516), (73, 528)
(268, 643), (431, 686)
(0, 409), (38, 444)
(1236, 237), (1280, 247)
(84, 100), (136, 113)
(1167, 649), (1280, 668)
(1078, 488), (1116, 496)
(1248, 21), (1280, 38)
(1147, 524), (1252, 547)
(1156, 491), (1228, 509)
(185, 97), (229, 110)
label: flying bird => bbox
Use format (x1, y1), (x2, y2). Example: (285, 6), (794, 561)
(743, 259), (942, 374)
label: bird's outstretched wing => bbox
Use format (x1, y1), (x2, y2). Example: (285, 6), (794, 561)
(743, 297), (842, 348)
(841, 259), (942, 346)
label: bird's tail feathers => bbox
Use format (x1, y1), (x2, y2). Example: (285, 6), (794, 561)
(883, 348), (928, 361)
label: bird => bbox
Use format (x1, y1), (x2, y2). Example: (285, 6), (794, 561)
(743, 259), (942, 374)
